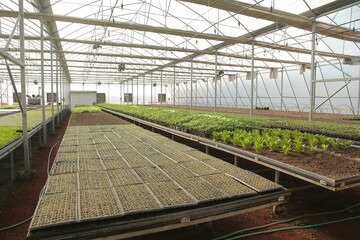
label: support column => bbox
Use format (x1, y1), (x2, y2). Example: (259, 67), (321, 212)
(234, 156), (239, 166)
(280, 67), (284, 111)
(40, 19), (47, 145)
(131, 79), (134, 105)
(50, 41), (55, 134)
(160, 70), (163, 107)
(173, 65), (176, 107)
(219, 74), (221, 108)
(273, 170), (280, 213)
(20, 0), (30, 170)
(119, 81), (122, 104)
(250, 40), (254, 115)
(255, 71), (258, 108)
(136, 77), (139, 105)
(190, 60), (193, 110)
(214, 50), (218, 112)
(358, 66), (360, 115)
(235, 75), (238, 108)
(143, 76), (145, 105)
(59, 63), (62, 120)
(207, 78), (209, 107)
(150, 74), (153, 105)
(56, 53), (59, 125)
(309, 21), (316, 121)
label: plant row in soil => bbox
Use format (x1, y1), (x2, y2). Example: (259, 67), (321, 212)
(96, 103), (360, 141)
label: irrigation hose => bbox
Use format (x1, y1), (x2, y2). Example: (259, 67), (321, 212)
(214, 202), (360, 240)
(0, 139), (62, 233)
(222, 215), (360, 240)
(47, 139), (62, 175)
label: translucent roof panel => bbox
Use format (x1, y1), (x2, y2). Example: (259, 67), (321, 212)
(0, 0), (359, 85)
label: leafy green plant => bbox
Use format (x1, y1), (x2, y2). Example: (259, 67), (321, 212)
(305, 133), (318, 152)
(220, 130), (232, 143)
(231, 132), (242, 146)
(239, 133), (253, 149)
(212, 131), (222, 142)
(321, 143), (329, 150)
(317, 135), (329, 145)
(341, 140), (353, 148)
(266, 136), (280, 152)
(294, 141), (305, 153)
(281, 140), (292, 155)
(253, 136), (264, 153)
(329, 138), (341, 149)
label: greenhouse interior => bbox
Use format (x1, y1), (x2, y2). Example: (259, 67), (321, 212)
(0, 0), (360, 240)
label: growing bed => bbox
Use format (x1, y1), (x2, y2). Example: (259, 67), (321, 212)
(97, 105), (360, 191)
(27, 124), (288, 240)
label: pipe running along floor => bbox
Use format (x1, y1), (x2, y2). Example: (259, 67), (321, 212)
(28, 124), (287, 239)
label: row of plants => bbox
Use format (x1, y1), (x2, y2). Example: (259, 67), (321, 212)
(343, 115), (360, 121)
(0, 107), (63, 149)
(96, 103), (360, 141)
(213, 128), (353, 155)
(71, 105), (101, 113)
(0, 126), (22, 148)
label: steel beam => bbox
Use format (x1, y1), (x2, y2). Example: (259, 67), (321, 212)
(41, 19), (47, 145)
(19, 0), (30, 170)
(180, 0), (360, 43)
(2, 33), (358, 63)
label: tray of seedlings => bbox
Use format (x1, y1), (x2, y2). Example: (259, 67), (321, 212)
(115, 184), (162, 214)
(145, 153), (178, 166)
(79, 188), (122, 220)
(102, 157), (130, 170)
(95, 143), (116, 151)
(56, 152), (78, 162)
(119, 149), (153, 168)
(79, 159), (103, 171)
(135, 166), (171, 183)
(50, 160), (78, 175)
(78, 171), (111, 190)
(97, 149), (121, 158)
(107, 168), (143, 186)
(78, 151), (100, 160)
(146, 181), (197, 208)
(57, 145), (78, 153)
(202, 174), (256, 197)
(45, 173), (78, 193)
(181, 160), (220, 176)
(176, 177), (228, 202)
(77, 144), (97, 152)
(160, 165), (198, 180)
(30, 191), (77, 229)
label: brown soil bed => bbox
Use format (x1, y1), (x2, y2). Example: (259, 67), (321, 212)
(69, 112), (130, 126)
(241, 146), (360, 179)
(146, 105), (360, 179)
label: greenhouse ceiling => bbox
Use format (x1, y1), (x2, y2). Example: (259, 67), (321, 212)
(0, 0), (359, 85)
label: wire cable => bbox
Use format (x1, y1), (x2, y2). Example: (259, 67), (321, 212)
(47, 139), (62, 175)
(222, 215), (360, 240)
(214, 202), (360, 240)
